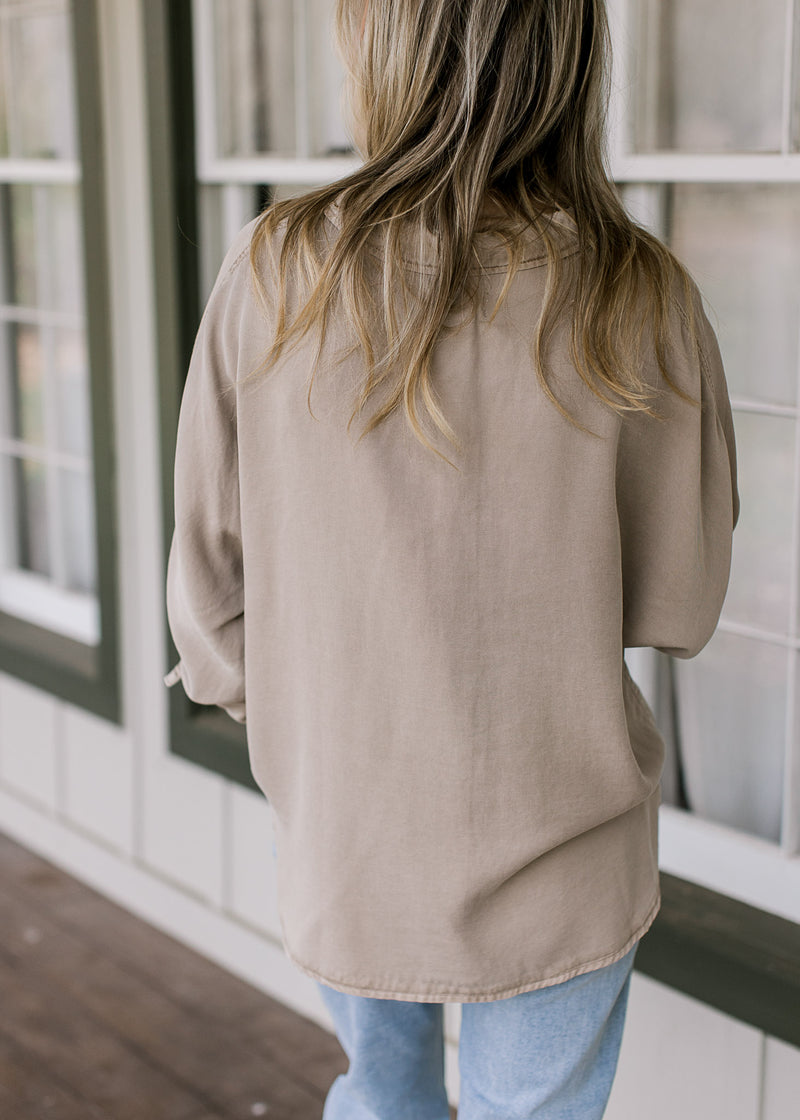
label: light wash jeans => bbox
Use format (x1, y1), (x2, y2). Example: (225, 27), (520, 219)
(314, 940), (638, 1120)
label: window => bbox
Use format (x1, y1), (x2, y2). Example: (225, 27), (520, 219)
(609, 0), (800, 925)
(154, 0), (355, 788)
(192, 0), (356, 303)
(0, 0), (119, 722)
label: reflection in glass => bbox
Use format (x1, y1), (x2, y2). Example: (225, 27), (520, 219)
(633, 0), (786, 153)
(212, 0), (296, 157)
(669, 184), (800, 407)
(207, 0), (351, 159)
(7, 184), (37, 306)
(51, 185), (85, 315)
(720, 411), (794, 636)
(673, 631), (786, 843)
(15, 456), (49, 576)
(10, 324), (45, 445)
(60, 466), (95, 593)
(306, 0), (354, 157)
(4, 8), (76, 160)
(54, 328), (90, 458)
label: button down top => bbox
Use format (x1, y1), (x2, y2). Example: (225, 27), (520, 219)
(163, 202), (739, 1001)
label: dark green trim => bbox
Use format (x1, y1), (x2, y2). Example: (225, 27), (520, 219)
(0, 0), (121, 724)
(637, 873), (800, 1048)
(145, 0), (256, 793)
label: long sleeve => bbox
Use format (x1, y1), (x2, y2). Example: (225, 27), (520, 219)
(162, 229), (255, 724)
(617, 278), (740, 659)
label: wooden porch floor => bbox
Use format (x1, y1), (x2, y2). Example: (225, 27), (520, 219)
(0, 829), (458, 1119)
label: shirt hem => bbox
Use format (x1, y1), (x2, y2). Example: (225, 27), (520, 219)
(280, 886), (662, 1003)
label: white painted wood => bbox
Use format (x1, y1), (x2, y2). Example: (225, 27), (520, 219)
(198, 154), (361, 183)
(762, 1036), (800, 1120)
(62, 703), (134, 855)
(605, 972), (763, 1120)
(612, 152), (800, 182)
(0, 567), (98, 644)
(225, 783), (282, 941)
(0, 674), (58, 810)
(0, 158), (80, 183)
(140, 758), (226, 904)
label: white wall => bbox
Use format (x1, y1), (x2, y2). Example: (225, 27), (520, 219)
(0, 3), (798, 1117)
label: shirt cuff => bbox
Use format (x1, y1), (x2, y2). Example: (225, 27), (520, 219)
(163, 661), (183, 687)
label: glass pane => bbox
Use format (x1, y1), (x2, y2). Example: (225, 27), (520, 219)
(10, 324), (45, 445)
(633, 0), (786, 153)
(721, 412), (794, 635)
(50, 185), (85, 315)
(59, 467), (95, 593)
(4, 7), (77, 160)
(54, 327), (90, 457)
(307, 0), (353, 157)
(4, 184), (85, 312)
(7, 184), (37, 306)
(673, 631), (786, 843)
(211, 0), (296, 157)
(14, 455), (50, 576)
(669, 184), (800, 407)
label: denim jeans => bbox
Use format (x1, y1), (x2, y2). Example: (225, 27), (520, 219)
(314, 940), (638, 1120)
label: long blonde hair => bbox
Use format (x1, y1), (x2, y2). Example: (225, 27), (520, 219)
(244, 0), (700, 469)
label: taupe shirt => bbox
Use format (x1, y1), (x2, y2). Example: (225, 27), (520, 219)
(163, 205), (739, 1002)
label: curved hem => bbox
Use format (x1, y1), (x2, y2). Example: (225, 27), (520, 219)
(280, 887), (661, 1003)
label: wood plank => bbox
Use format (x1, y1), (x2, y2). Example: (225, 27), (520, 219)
(0, 831), (456, 1118)
(0, 952), (207, 1120)
(0, 1029), (105, 1120)
(0, 883), (327, 1118)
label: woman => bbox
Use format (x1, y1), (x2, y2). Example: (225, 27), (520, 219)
(163, 0), (739, 1116)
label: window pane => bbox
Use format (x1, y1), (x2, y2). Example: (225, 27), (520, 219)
(7, 184), (37, 306)
(306, 0), (354, 157)
(54, 327), (90, 457)
(633, 0), (787, 153)
(14, 455), (49, 576)
(673, 631), (786, 843)
(721, 412), (794, 636)
(668, 184), (800, 407)
(3, 6), (77, 160)
(211, 0), (296, 157)
(10, 324), (45, 445)
(50, 185), (85, 315)
(5, 184), (85, 312)
(59, 466), (95, 593)
(206, 0), (350, 159)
